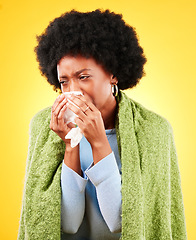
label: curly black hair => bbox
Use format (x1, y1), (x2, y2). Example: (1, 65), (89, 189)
(35, 9), (147, 91)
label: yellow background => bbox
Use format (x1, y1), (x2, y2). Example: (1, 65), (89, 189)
(0, 0), (195, 239)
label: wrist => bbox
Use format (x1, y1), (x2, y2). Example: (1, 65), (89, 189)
(90, 134), (108, 149)
(65, 143), (79, 152)
(64, 144), (81, 175)
(91, 138), (112, 164)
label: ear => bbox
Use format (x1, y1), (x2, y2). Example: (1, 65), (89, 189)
(110, 75), (118, 85)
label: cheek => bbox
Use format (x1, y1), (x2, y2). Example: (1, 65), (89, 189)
(98, 80), (112, 96)
(90, 81), (112, 107)
(80, 83), (95, 104)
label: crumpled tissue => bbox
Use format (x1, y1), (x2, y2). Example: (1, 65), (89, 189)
(63, 91), (83, 148)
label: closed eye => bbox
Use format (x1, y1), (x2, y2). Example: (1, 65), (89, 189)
(79, 75), (90, 80)
(59, 80), (69, 85)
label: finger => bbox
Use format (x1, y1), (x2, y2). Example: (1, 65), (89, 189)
(51, 109), (59, 130)
(51, 95), (67, 128)
(83, 105), (90, 115)
(71, 94), (98, 112)
(52, 95), (62, 113)
(66, 101), (86, 121)
(67, 122), (76, 129)
(66, 94), (88, 112)
(52, 94), (65, 113)
(74, 117), (84, 131)
(54, 98), (68, 119)
(57, 104), (67, 130)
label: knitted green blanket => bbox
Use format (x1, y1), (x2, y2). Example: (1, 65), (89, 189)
(18, 91), (187, 239)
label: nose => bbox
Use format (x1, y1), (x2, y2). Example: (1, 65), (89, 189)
(69, 79), (81, 92)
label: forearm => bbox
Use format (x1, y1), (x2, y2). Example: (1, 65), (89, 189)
(64, 144), (81, 175)
(61, 162), (87, 234)
(91, 136), (112, 165)
(85, 152), (122, 233)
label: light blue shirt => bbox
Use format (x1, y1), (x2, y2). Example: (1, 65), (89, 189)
(61, 129), (122, 240)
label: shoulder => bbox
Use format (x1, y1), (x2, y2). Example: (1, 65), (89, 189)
(29, 107), (52, 134)
(133, 100), (172, 131)
(31, 106), (51, 122)
(133, 100), (174, 146)
(125, 95), (175, 157)
(119, 91), (173, 137)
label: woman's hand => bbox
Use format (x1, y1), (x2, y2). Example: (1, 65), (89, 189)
(66, 94), (112, 164)
(50, 94), (75, 145)
(50, 94), (81, 175)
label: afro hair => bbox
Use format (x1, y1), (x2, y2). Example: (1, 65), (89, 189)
(35, 9), (147, 91)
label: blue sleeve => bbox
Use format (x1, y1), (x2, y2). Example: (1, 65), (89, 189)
(85, 152), (122, 233)
(61, 161), (87, 234)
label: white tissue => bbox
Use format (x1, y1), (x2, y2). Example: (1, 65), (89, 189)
(65, 127), (83, 148)
(63, 91), (84, 148)
(63, 91), (83, 124)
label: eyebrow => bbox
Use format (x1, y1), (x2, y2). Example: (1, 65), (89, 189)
(58, 68), (92, 79)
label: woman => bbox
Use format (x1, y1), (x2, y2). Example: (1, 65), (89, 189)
(18, 9), (187, 240)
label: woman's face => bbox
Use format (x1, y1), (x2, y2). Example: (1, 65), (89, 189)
(57, 55), (117, 112)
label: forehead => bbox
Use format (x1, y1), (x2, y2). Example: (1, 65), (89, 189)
(57, 56), (96, 71)
(57, 55), (110, 77)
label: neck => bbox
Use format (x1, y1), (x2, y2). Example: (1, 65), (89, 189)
(101, 96), (117, 130)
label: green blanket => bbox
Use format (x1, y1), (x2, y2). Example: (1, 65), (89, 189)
(18, 91), (187, 239)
